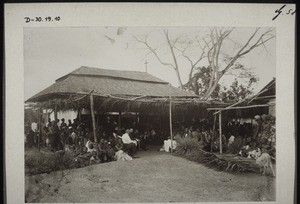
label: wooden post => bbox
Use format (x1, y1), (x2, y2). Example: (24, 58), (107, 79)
(211, 112), (217, 152)
(54, 103), (58, 122)
(38, 106), (42, 151)
(159, 113), (162, 137)
(169, 96), (173, 154)
(90, 94), (97, 143)
(118, 112), (122, 128)
(78, 108), (82, 123)
(219, 112), (223, 154)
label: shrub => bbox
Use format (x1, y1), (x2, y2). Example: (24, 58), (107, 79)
(25, 153), (59, 175)
(174, 137), (252, 174)
(175, 137), (202, 157)
(25, 150), (77, 175)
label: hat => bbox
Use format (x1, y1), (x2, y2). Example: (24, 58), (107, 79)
(261, 114), (268, 120)
(89, 143), (94, 149)
(254, 115), (261, 120)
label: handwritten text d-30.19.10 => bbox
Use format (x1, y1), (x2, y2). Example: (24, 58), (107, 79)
(24, 16), (61, 23)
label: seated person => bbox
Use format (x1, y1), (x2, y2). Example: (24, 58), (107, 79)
(114, 138), (123, 152)
(103, 140), (115, 161)
(85, 139), (96, 153)
(115, 149), (133, 161)
(138, 132), (148, 150)
(160, 136), (177, 153)
(121, 129), (137, 156)
(75, 146), (92, 167)
(247, 147), (261, 159)
(98, 139), (115, 162)
(89, 150), (100, 165)
(238, 145), (249, 157)
(228, 133), (235, 147)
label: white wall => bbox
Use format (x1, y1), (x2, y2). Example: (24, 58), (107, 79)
(50, 110), (78, 121)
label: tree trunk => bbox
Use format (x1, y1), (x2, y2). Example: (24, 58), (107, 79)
(174, 68), (183, 89)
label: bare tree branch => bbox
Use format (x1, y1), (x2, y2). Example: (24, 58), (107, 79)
(163, 30), (183, 88)
(133, 35), (175, 69)
(203, 27), (274, 100)
(219, 28), (273, 77)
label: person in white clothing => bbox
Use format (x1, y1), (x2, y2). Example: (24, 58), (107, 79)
(122, 129), (137, 156)
(122, 131), (134, 144)
(86, 140), (96, 153)
(228, 135), (235, 146)
(31, 121), (38, 132)
(160, 136), (177, 153)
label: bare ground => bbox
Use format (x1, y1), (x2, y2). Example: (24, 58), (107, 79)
(25, 148), (275, 203)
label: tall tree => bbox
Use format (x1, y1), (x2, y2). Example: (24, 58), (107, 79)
(201, 27), (275, 100)
(135, 27), (275, 99)
(134, 29), (207, 89)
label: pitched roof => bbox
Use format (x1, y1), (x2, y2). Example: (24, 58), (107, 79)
(257, 78), (275, 97)
(56, 66), (168, 84)
(27, 66), (197, 102)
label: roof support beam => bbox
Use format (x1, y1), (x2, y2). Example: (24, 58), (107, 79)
(207, 104), (271, 111)
(169, 96), (173, 155)
(90, 93), (98, 144)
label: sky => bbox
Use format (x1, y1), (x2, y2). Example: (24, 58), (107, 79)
(24, 27), (275, 101)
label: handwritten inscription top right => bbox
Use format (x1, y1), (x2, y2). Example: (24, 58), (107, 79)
(272, 5), (296, 21)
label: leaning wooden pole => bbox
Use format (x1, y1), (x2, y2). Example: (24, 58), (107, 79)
(38, 106), (42, 151)
(54, 102), (58, 122)
(169, 96), (173, 154)
(90, 93), (97, 143)
(219, 112), (223, 154)
(211, 113), (217, 152)
(118, 112), (122, 128)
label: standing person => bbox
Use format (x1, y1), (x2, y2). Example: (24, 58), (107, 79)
(84, 127), (93, 146)
(104, 116), (114, 138)
(56, 119), (61, 130)
(60, 118), (67, 130)
(150, 128), (156, 144)
(46, 122), (53, 149)
(252, 115), (262, 140)
(31, 120), (38, 147)
(25, 121), (33, 148)
(31, 120), (38, 132)
(72, 119), (78, 129)
(67, 119), (72, 127)
(69, 127), (78, 146)
(46, 118), (51, 128)
(51, 121), (61, 151)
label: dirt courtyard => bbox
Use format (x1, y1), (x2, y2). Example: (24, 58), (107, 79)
(25, 148), (275, 203)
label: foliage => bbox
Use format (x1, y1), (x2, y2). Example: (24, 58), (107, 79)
(184, 66), (258, 101)
(183, 66), (220, 99)
(174, 137), (202, 157)
(220, 77), (258, 102)
(174, 137), (255, 174)
(25, 150), (77, 176)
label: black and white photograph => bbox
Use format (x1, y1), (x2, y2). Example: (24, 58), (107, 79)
(5, 3), (296, 204)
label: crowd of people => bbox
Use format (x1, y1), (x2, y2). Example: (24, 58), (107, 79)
(168, 114), (276, 159)
(24, 113), (276, 166)
(24, 117), (162, 165)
